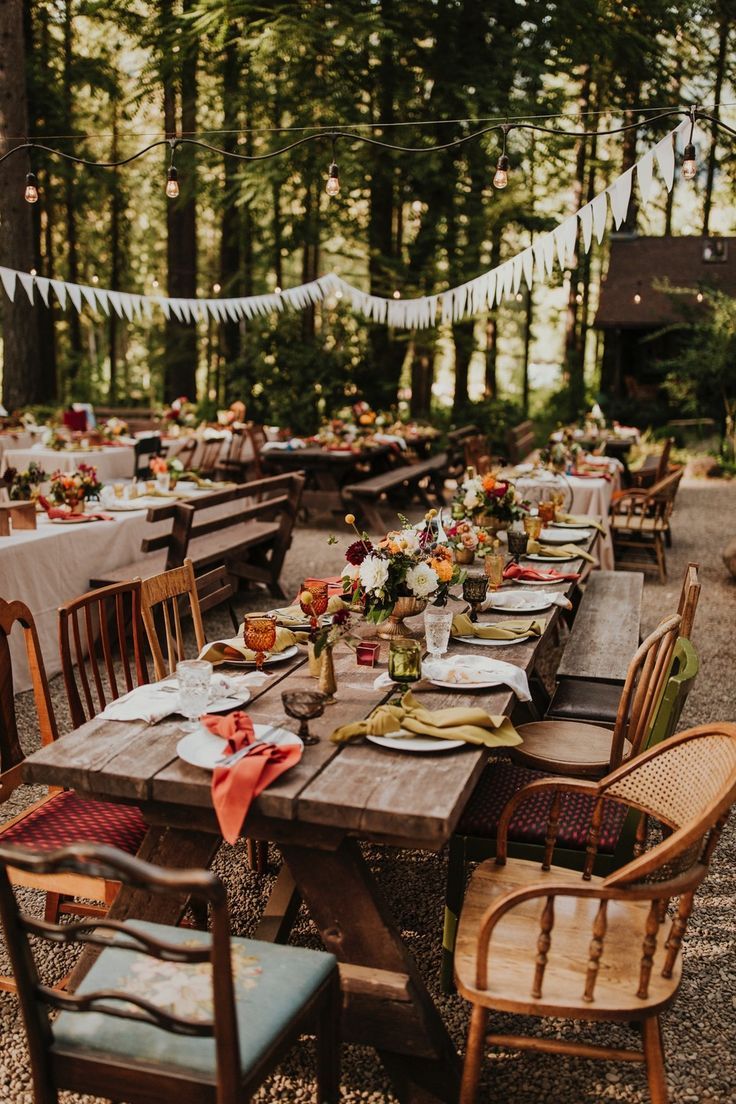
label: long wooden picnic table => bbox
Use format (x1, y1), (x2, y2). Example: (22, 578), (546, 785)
(24, 532), (601, 1103)
(260, 442), (396, 515)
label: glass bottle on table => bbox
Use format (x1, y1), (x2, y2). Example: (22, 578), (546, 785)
(484, 539), (505, 591)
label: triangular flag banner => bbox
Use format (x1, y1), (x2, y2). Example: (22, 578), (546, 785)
(591, 193), (608, 244)
(636, 151), (655, 204)
(49, 279), (67, 309)
(35, 276), (50, 306)
(608, 168), (634, 229)
(18, 273), (35, 305)
(80, 284), (98, 311)
(95, 288), (111, 316)
(107, 290), (124, 319)
(579, 203), (594, 253)
(0, 268), (17, 302)
(654, 134), (675, 191)
(66, 283), (83, 312)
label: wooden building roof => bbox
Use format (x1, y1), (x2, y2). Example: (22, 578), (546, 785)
(595, 235), (736, 329)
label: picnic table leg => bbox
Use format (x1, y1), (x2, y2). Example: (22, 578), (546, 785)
(66, 826), (220, 992)
(281, 838), (461, 1104)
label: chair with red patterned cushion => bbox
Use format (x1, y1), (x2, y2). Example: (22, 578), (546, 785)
(0, 597), (147, 991)
(440, 634), (699, 992)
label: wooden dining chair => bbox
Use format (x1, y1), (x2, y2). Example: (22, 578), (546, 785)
(0, 599), (147, 989)
(0, 842), (341, 1104)
(454, 722), (736, 1104)
(631, 435), (674, 488)
(132, 435), (162, 480)
(440, 635), (699, 991)
(168, 435), (197, 472)
(58, 580), (150, 728)
(197, 437), (228, 479)
(609, 467), (683, 581)
(247, 424), (268, 477)
(677, 560), (701, 638)
(510, 614), (681, 779)
(139, 558), (207, 680)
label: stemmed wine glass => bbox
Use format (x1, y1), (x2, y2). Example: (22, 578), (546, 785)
(282, 690), (326, 746)
(462, 573), (489, 622)
(243, 614), (277, 672)
(299, 579), (328, 630)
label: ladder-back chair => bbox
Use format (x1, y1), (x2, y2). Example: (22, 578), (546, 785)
(511, 614), (681, 779)
(632, 435), (674, 488)
(610, 468), (683, 582)
(0, 600), (147, 985)
(455, 722), (736, 1104)
(139, 558), (207, 680)
(58, 580), (150, 729)
(0, 842), (340, 1104)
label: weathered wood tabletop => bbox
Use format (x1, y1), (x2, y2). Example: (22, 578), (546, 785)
(24, 531), (601, 1104)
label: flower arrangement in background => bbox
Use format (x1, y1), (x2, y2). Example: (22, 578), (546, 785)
(539, 432), (583, 472)
(150, 455), (184, 484)
(158, 396), (197, 427)
(340, 512), (464, 623)
(41, 427), (68, 451)
(2, 462), (48, 501)
(445, 519), (488, 563)
(454, 471), (525, 524)
(99, 417), (129, 439)
(48, 463), (102, 508)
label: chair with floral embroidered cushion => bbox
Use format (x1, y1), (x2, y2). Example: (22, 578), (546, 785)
(439, 634), (699, 992)
(509, 614), (681, 781)
(0, 599), (148, 990)
(455, 722), (736, 1104)
(58, 580), (150, 729)
(139, 558), (207, 681)
(0, 841), (341, 1104)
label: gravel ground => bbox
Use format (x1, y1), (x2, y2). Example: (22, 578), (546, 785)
(1, 479), (735, 1103)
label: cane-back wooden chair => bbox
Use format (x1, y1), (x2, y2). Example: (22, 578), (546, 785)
(58, 580), (150, 729)
(610, 467), (683, 582)
(0, 600), (147, 987)
(510, 614), (681, 779)
(0, 842), (341, 1104)
(455, 722), (736, 1104)
(440, 634), (699, 991)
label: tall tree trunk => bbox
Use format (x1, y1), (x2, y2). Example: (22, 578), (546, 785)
(108, 105), (122, 402)
(0, 0), (42, 408)
(484, 226), (501, 399)
(563, 67), (591, 417)
(522, 289), (534, 415)
(578, 111), (600, 391)
(219, 25), (242, 385)
(63, 0), (82, 396)
(702, 7), (730, 236)
(163, 0), (198, 402)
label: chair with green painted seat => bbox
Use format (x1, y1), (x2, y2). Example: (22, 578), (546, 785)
(0, 842), (341, 1104)
(440, 636), (698, 992)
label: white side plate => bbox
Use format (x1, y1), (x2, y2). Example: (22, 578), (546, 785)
(177, 723), (301, 770)
(366, 730), (465, 753)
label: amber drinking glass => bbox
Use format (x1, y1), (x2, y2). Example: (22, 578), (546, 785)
(243, 614), (277, 671)
(484, 546), (506, 591)
(523, 513), (543, 541)
(300, 579), (329, 628)
(538, 501), (555, 525)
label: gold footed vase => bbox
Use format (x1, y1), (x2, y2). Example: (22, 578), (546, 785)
(375, 596), (428, 640)
(316, 645), (338, 703)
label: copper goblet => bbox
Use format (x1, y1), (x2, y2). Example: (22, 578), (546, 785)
(462, 573), (489, 622)
(243, 614), (277, 672)
(282, 689), (326, 746)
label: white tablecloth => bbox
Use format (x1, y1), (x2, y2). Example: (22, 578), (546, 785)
(2, 445), (135, 483)
(0, 431), (33, 462)
(511, 466), (620, 570)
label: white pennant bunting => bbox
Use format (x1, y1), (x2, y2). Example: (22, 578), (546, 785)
(18, 273), (35, 304)
(66, 283), (83, 312)
(80, 284), (98, 311)
(155, 296), (171, 320)
(607, 167), (633, 229)
(35, 276), (50, 306)
(636, 151), (655, 203)
(0, 268), (17, 301)
(95, 288), (111, 316)
(521, 248), (534, 290)
(49, 279), (67, 309)
(654, 133), (675, 191)
(578, 203), (594, 253)
(107, 290), (124, 319)
(591, 193), (608, 243)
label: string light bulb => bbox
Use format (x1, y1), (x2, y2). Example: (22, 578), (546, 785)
(24, 172), (38, 203)
(634, 292), (642, 304)
(493, 126), (510, 189)
(166, 166), (179, 198)
(682, 142), (697, 180)
(326, 160), (340, 196)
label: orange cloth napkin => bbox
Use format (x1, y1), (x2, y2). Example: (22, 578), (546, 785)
(205, 712), (302, 844)
(503, 562), (580, 583)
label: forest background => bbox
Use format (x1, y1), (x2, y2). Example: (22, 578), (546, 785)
(0, 0), (734, 436)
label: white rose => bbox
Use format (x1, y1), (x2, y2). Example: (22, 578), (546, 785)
(463, 488), (480, 510)
(405, 562), (439, 599)
(359, 554), (390, 593)
(400, 528), (421, 553)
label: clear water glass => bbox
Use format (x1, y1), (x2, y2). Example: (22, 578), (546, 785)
(177, 659), (212, 731)
(424, 607), (453, 660)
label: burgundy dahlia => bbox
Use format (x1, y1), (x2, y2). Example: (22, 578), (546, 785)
(345, 539), (372, 565)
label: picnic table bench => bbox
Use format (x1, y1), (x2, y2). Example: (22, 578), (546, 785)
(342, 451), (448, 532)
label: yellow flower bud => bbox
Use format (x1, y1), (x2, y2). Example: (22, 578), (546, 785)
(345, 513), (356, 525)
(299, 590), (314, 606)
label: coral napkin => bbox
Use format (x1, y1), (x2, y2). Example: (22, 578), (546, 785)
(205, 712), (303, 844)
(503, 562), (580, 583)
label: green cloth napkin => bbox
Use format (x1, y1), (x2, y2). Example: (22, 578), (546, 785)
(199, 626), (306, 665)
(527, 539), (597, 564)
(270, 594), (349, 627)
(331, 690), (521, 748)
(554, 513), (605, 533)
(451, 613), (545, 641)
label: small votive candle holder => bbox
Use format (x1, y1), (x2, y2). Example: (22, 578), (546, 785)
(356, 641), (381, 667)
(462, 573), (489, 622)
(507, 529), (529, 562)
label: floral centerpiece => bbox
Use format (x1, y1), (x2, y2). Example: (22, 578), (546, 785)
(454, 471), (525, 532)
(2, 462), (48, 502)
(445, 519), (488, 564)
(539, 432), (583, 473)
(99, 416), (130, 440)
(48, 464), (102, 512)
(150, 455), (184, 487)
(340, 511), (464, 638)
(157, 395), (197, 428)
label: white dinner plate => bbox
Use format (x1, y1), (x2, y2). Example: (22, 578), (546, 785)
(224, 643), (300, 668)
(550, 519), (594, 529)
(366, 730), (465, 753)
(102, 501), (149, 512)
(427, 677), (504, 691)
(540, 527), (592, 544)
(177, 722), (302, 771)
(206, 692), (251, 713)
(454, 634), (530, 647)
(484, 592), (555, 613)
(514, 577), (569, 586)
(525, 553), (578, 563)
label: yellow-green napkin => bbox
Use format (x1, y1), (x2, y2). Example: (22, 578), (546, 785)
(198, 626), (305, 665)
(182, 472), (238, 490)
(451, 613), (544, 641)
(331, 690), (520, 747)
(527, 540), (597, 564)
(554, 513), (605, 533)
(270, 595), (349, 627)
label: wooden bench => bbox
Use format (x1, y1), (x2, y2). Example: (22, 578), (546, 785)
(342, 452), (448, 533)
(545, 570), (644, 725)
(91, 472), (304, 601)
(505, 420), (536, 464)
